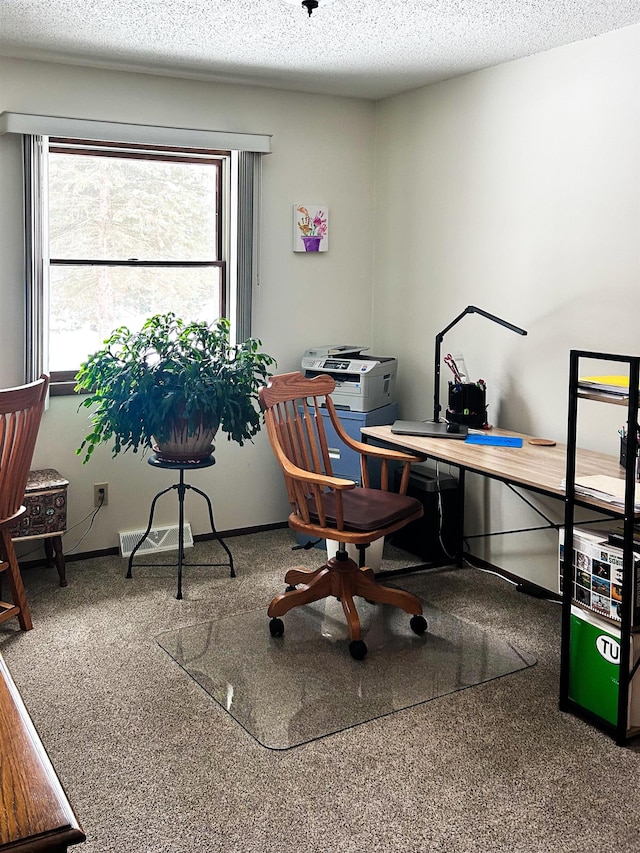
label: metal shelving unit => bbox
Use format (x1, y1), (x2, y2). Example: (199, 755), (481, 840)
(560, 349), (640, 745)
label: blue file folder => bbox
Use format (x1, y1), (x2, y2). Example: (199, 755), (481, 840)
(465, 435), (523, 448)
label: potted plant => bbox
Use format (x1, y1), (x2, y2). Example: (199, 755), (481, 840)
(75, 313), (276, 464)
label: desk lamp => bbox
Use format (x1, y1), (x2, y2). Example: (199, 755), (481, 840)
(431, 305), (528, 437)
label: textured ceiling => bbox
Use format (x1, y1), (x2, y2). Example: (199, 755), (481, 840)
(1, 1), (639, 100)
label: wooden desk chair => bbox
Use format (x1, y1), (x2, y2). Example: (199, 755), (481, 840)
(0, 375), (49, 632)
(259, 371), (428, 660)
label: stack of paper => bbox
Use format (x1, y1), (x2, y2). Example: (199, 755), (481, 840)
(562, 474), (640, 510)
(578, 375), (630, 397)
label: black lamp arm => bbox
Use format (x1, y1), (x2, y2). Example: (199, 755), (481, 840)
(433, 305), (527, 423)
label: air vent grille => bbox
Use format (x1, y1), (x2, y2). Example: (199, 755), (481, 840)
(119, 523), (193, 558)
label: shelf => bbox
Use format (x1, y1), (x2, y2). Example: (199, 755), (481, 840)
(577, 390), (631, 406)
(561, 350), (640, 745)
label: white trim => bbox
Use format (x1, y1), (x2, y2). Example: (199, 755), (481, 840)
(0, 112), (272, 154)
(23, 135), (50, 385)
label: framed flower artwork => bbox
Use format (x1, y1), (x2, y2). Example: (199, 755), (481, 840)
(293, 204), (328, 252)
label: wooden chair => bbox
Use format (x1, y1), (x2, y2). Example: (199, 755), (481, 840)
(0, 375), (49, 632)
(259, 371), (428, 660)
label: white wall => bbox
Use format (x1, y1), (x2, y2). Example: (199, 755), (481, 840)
(0, 57), (377, 553)
(373, 24), (640, 590)
(3, 22), (639, 585)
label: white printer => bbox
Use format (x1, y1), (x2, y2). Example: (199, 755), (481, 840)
(301, 345), (398, 412)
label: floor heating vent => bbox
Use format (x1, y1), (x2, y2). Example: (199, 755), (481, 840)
(119, 523), (193, 558)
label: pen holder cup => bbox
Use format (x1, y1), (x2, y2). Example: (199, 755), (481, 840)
(620, 436), (640, 479)
(447, 382), (487, 429)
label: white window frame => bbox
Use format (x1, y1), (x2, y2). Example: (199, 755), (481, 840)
(46, 139), (229, 391)
(0, 112), (270, 392)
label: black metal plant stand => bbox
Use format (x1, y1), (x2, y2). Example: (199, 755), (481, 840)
(126, 454), (235, 599)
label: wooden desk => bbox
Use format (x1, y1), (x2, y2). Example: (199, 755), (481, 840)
(362, 426), (622, 504)
(361, 425), (625, 564)
(0, 654), (85, 852)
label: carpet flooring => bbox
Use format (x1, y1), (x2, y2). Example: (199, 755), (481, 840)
(2, 530), (640, 853)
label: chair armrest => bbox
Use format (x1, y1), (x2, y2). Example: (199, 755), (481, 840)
(275, 447), (357, 491)
(328, 424), (427, 493)
(275, 447), (357, 530)
(352, 439), (426, 465)
(324, 407), (427, 465)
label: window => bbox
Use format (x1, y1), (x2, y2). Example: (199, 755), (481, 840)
(11, 114), (269, 393)
(45, 139), (228, 391)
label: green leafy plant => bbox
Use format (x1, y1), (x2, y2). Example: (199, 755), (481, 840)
(75, 313), (276, 463)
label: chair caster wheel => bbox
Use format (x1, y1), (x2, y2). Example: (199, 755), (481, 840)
(349, 640), (367, 660)
(410, 614), (428, 635)
(269, 617), (284, 637)
(285, 584), (297, 592)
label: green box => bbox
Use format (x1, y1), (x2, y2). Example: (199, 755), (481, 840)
(569, 605), (640, 730)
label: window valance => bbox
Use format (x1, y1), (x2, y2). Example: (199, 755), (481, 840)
(0, 112), (272, 154)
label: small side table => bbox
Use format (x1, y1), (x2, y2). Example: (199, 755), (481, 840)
(10, 469), (69, 587)
(126, 455), (234, 599)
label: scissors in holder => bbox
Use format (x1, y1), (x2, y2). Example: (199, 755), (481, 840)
(444, 353), (463, 383)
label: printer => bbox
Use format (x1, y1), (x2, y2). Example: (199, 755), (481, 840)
(301, 345), (397, 412)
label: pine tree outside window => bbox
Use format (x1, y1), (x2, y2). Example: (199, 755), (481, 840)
(47, 139), (227, 393)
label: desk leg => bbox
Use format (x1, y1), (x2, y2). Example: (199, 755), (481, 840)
(455, 468), (466, 567)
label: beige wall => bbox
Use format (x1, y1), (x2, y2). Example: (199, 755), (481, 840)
(0, 57), (377, 553)
(373, 24), (640, 589)
(2, 22), (639, 586)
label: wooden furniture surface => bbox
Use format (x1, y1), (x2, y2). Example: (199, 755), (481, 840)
(259, 371), (429, 659)
(361, 425), (626, 514)
(0, 375), (49, 631)
(260, 372), (428, 539)
(0, 654), (85, 852)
